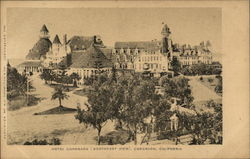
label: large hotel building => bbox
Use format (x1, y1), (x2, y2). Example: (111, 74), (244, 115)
(18, 24), (214, 82)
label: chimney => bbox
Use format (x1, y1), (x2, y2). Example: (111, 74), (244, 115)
(63, 34), (67, 45)
(63, 34), (68, 53)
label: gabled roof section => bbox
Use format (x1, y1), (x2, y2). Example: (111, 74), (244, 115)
(40, 24), (49, 32)
(53, 35), (61, 44)
(67, 36), (94, 51)
(70, 45), (112, 68)
(114, 41), (161, 51)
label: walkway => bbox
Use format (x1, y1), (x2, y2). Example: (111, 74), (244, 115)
(7, 74), (114, 145)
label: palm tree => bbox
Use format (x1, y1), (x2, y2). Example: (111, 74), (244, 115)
(51, 86), (69, 107)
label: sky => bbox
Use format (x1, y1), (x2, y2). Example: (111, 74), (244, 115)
(7, 8), (222, 60)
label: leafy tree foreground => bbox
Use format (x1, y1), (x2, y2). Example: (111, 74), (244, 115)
(74, 72), (211, 145)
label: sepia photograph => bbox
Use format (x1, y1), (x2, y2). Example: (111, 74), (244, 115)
(6, 7), (223, 146)
(1, 1), (249, 159)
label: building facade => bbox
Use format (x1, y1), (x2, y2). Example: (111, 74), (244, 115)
(113, 24), (173, 76)
(173, 42), (213, 67)
(133, 50), (170, 77)
(42, 34), (70, 67)
(17, 60), (43, 74)
(67, 45), (113, 84)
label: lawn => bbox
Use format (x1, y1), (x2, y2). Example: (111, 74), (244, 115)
(48, 83), (77, 92)
(73, 87), (90, 97)
(198, 76), (222, 96)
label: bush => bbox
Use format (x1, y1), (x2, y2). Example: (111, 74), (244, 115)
(8, 95), (26, 111)
(23, 138), (61, 145)
(27, 95), (41, 106)
(215, 76), (222, 93)
(157, 129), (191, 140)
(208, 78), (214, 83)
(98, 130), (130, 145)
(215, 85), (222, 93)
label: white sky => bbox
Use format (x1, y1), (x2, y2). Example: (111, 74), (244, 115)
(7, 8), (221, 60)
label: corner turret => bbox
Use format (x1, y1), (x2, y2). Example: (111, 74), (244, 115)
(40, 24), (50, 39)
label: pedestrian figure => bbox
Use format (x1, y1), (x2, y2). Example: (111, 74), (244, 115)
(170, 113), (179, 131)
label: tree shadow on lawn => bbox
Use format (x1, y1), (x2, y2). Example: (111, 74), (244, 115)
(34, 105), (77, 115)
(73, 87), (90, 96)
(8, 94), (45, 111)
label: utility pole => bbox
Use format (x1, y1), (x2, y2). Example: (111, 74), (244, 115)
(26, 73), (30, 105)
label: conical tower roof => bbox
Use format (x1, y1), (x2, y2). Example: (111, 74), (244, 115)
(53, 35), (61, 44)
(161, 24), (171, 35)
(40, 24), (49, 32)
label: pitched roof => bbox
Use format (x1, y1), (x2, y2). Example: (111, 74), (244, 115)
(18, 61), (42, 67)
(161, 24), (171, 34)
(67, 36), (94, 51)
(114, 41), (161, 51)
(70, 45), (112, 68)
(26, 38), (52, 60)
(40, 24), (49, 32)
(53, 35), (61, 44)
(100, 48), (112, 59)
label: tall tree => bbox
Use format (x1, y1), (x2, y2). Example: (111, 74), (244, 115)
(75, 79), (116, 145)
(7, 64), (29, 100)
(170, 58), (181, 75)
(51, 86), (69, 107)
(116, 75), (159, 144)
(70, 73), (81, 87)
(40, 69), (51, 84)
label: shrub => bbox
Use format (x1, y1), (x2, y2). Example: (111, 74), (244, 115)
(8, 95), (26, 111)
(98, 130), (130, 145)
(208, 78), (214, 83)
(23, 137), (61, 145)
(157, 129), (190, 140)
